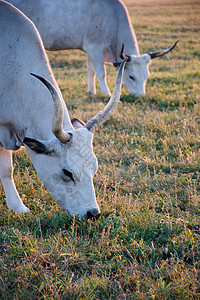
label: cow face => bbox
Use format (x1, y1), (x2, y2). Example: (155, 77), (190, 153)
(118, 41), (178, 96)
(123, 54), (151, 96)
(25, 59), (126, 220)
(24, 125), (100, 220)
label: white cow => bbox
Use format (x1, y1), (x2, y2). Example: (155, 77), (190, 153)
(7, 0), (178, 96)
(0, 0), (127, 219)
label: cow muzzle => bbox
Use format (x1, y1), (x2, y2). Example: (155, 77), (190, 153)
(86, 209), (101, 220)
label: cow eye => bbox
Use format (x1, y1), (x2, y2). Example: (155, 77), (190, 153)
(62, 169), (75, 182)
(129, 75), (135, 81)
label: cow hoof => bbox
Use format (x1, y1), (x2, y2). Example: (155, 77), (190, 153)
(88, 90), (97, 96)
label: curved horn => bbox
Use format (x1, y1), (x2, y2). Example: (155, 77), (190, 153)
(120, 43), (131, 62)
(30, 73), (71, 143)
(149, 40), (179, 59)
(85, 59), (127, 132)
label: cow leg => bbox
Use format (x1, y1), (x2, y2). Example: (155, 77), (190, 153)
(87, 55), (96, 95)
(0, 148), (29, 213)
(87, 49), (111, 96)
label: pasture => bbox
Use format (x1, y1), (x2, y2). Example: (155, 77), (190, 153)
(0, 0), (199, 298)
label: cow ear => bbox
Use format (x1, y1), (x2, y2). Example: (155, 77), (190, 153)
(71, 118), (85, 129)
(23, 137), (50, 154)
(141, 54), (151, 63)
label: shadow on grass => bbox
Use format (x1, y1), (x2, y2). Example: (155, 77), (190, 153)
(50, 59), (85, 69)
(120, 94), (141, 104)
(25, 212), (73, 238)
(121, 93), (196, 111)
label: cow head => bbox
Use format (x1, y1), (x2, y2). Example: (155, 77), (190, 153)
(114, 41), (178, 96)
(23, 60), (127, 220)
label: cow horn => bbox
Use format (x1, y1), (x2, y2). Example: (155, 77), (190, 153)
(120, 43), (131, 62)
(149, 40), (179, 59)
(85, 59), (127, 132)
(30, 73), (71, 143)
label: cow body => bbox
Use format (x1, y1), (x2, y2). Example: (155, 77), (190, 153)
(6, 0), (166, 96)
(0, 0), (126, 219)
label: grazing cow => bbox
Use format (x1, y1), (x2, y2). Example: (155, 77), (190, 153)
(7, 0), (178, 96)
(0, 0), (127, 219)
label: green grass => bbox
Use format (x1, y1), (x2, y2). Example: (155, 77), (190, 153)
(0, 0), (200, 299)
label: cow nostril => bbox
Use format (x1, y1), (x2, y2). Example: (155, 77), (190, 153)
(87, 209), (101, 220)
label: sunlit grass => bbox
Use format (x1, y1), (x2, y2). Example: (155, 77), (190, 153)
(0, 0), (200, 299)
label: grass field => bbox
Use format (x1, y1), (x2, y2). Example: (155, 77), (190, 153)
(0, 0), (200, 299)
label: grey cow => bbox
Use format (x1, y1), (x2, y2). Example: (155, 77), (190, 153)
(0, 0), (126, 219)
(7, 0), (178, 96)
